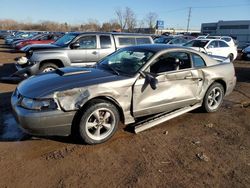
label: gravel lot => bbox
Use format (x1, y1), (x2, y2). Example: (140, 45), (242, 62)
(0, 39), (249, 188)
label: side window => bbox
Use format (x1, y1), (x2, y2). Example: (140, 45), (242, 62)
(208, 41), (218, 48)
(100, 35), (112, 49)
(118, 37), (136, 46)
(219, 41), (229, 47)
(192, 54), (206, 67)
(180, 38), (187, 44)
(42, 35), (50, 40)
(173, 38), (180, 44)
(136, 37), (151, 44)
(77, 36), (96, 49)
(150, 52), (191, 74)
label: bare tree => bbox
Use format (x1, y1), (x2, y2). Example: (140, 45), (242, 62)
(125, 7), (137, 32)
(115, 7), (136, 32)
(145, 12), (158, 32)
(115, 8), (125, 30)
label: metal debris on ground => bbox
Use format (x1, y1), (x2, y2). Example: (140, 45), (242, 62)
(192, 140), (201, 145)
(196, 152), (209, 162)
(163, 131), (168, 135)
(204, 123), (214, 128)
(240, 101), (250, 108)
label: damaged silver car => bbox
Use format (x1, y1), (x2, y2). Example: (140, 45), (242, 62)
(11, 45), (236, 144)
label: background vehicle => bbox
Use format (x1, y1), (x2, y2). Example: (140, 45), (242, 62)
(14, 33), (63, 50)
(11, 45), (236, 144)
(242, 45), (250, 60)
(0, 30), (15, 39)
(197, 35), (238, 48)
(5, 31), (41, 45)
(15, 32), (154, 76)
(154, 35), (189, 46)
(183, 39), (238, 61)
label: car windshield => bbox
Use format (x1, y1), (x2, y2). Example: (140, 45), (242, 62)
(53, 33), (78, 46)
(31, 34), (44, 40)
(154, 37), (172, 44)
(183, 40), (209, 48)
(97, 48), (155, 76)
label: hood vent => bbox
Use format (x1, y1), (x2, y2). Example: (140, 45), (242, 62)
(55, 68), (91, 76)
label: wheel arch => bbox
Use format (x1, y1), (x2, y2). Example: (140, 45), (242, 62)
(71, 96), (125, 135)
(39, 59), (65, 69)
(212, 79), (227, 93)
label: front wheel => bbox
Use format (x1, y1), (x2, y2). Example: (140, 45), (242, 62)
(78, 100), (120, 144)
(202, 82), (224, 113)
(39, 63), (58, 73)
(228, 53), (234, 62)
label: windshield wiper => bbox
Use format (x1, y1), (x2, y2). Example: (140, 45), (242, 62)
(106, 64), (120, 75)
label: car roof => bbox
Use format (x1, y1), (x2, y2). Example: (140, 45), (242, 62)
(68, 31), (152, 37)
(191, 38), (227, 42)
(122, 44), (197, 53)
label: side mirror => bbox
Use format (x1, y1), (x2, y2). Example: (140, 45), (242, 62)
(70, 42), (80, 49)
(145, 73), (158, 90)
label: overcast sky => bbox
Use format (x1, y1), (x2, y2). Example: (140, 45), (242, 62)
(0, 0), (249, 29)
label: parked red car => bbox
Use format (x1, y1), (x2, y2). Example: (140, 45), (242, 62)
(15, 33), (63, 50)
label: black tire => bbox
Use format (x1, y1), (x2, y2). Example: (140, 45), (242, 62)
(202, 82), (224, 113)
(39, 63), (58, 73)
(228, 53), (234, 62)
(78, 99), (120, 144)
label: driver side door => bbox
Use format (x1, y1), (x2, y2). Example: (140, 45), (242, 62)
(132, 51), (204, 117)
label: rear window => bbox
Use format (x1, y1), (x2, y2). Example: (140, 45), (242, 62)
(136, 37), (152, 44)
(219, 41), (229, 47)
(184, 40), (209, 48)
(118, 37), (136, 46)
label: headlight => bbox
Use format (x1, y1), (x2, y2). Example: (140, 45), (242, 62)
(20, 97), (57, 110)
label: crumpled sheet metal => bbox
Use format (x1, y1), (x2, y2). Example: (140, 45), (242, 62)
(55, 88), (90, 111)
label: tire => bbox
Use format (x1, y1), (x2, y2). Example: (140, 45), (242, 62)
(78, 99), (120, 144)
(39, 63), (58, 73)
(228, 53), (234, 62)
(202, 82), (224, 113)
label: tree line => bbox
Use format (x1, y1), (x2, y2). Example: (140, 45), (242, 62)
(0, 7), (158, 33)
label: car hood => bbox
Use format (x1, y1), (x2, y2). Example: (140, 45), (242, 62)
(243, 46), (250, 52)
(20, 43), (62, 52)
(17, 67), (123, 98)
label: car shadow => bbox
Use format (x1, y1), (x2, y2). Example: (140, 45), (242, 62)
(235, 66), (250, 83)
(0, 63), (16, 77)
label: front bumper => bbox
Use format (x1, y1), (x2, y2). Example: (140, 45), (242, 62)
(242, 52), (250, 60)
(225, 76), (237, 96)
(11, 92), (76, 136)
(14, 60), (40, 76)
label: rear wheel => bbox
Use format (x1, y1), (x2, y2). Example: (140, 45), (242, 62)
(202, 82), (224, 113)
(78, 99), (120, 144)
(39, 63), (58, 73)
(228, 53), (234, 62)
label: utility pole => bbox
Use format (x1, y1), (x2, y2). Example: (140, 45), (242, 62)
(186, 7), (191, 33)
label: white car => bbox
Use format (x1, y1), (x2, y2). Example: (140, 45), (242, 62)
(183, 39), (238, 61)
(197, 35), (238, 48)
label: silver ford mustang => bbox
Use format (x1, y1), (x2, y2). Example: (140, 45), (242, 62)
(11, 45), (236, 144)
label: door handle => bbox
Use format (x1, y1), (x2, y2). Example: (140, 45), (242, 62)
(185, 75), (203, 81)
(92, 51), (98, 55)
(184, 73), (192, 79)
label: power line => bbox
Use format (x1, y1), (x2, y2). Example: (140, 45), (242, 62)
(192, 3), (250, 9)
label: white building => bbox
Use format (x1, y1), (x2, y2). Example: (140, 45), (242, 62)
(201, 20), (250, 48)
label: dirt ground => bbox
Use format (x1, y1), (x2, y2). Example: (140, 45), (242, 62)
(0, 39), (249, 188)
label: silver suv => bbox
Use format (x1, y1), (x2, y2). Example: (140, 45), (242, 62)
(15, 32), (154, 76)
